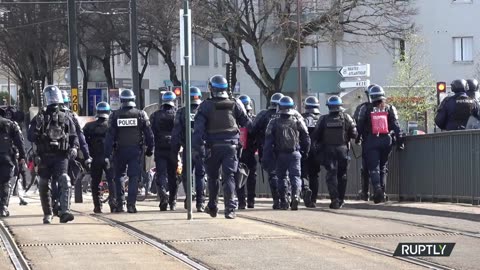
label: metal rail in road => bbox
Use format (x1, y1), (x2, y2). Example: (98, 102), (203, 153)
(0, 221), (30, 270)
(91, 214), (210, 270)
(237, 214), (455, 270)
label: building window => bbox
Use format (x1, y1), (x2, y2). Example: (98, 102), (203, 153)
(214, 46), (218, 67)
(453, 37), (473, 62)
(312, 46), (319, 67)
(394, 38), (406, 62)
(193, 37), (209, 66)
(221, 42), (227, 66)
(148, 50), (159, 66)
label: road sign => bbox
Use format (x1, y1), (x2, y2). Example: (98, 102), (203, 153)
(338, 80), (370, 89)
(179, 9), (192, 66)
(71, 88), (79, 114)
(339, 64), (370, 78)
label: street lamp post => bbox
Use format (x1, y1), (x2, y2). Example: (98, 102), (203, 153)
(183, 0), (193, 220)
(296, 0), (303, 111)
(130, 0), (140, 107)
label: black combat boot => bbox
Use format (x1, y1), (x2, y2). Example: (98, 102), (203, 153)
(59, 212), (74, 223)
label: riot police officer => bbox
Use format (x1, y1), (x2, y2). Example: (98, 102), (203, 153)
(172, 87), (206, 212)
(301, 96), (321, 208)
(263, 96), (310, 210)
(83, 102), (116, 213)
(357, 86), (404, 204)
(251, 92), (284, 209)
(105, 89), (154, 213)
(353, 84), (379, 201)
(312, 96), (357, 209)
(466, 79), (479, 101)
(236, 94), (258, 209)
(192, 75), (251, 219)
(435, 79), (480, 131)
(151, 91), (178, 211)
(0, 109), (26, 216)
(27, 85), (78, 223)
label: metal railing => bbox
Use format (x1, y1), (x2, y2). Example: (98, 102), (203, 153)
(255, 130), (480, 205)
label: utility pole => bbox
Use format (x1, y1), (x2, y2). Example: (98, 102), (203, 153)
(183, 0), (192, 220)
(130, 0), (140, 107)
(67, 0), (79, 113)
(296, 0), (303, 111)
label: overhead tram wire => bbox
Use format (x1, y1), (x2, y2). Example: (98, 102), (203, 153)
(0, 1), (129, 5)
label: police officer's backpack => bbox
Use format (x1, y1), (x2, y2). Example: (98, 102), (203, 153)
(40, 111), (69, 152)
(274, 117), (300, 153)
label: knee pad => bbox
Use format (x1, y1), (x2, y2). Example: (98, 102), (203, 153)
(58, 174), (71, 188)
(38, 177), (50, 192)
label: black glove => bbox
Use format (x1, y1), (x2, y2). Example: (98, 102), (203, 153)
(68, 148), (77, 160)
(145, 149), (153, 157)
(104, 158), (111, 169)
(355, 136), (362, 145)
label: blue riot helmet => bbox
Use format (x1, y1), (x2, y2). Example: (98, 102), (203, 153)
(366, 84), (379, 102)
(161, 91), (176, 107)
(120, 89), (136, 108)
(43, 85), (64, 107)
(304, 96), (320, 114)
(96, 102), (111, 119)
(451, 79), (468, 93)
(368, 85), (386, 102)
(208, 75), (229, 98)
(278, 96), (295, 115)
(239, 95), (252, 111)
(326, 95), (343, 112)
(269, 92), (284, 109)
(190, 87), (202, 105)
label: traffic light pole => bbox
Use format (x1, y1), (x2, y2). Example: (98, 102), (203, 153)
(183, 0), (193, 220)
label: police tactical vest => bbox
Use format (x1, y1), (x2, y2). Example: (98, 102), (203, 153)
(274, 117), (299, 153)
(153, 109), (176, 149)
(116, 108), (142, 147)
(323, 113), (346, 145)
(90, 121), (108, 157)
(38, 110), (69, 153)
(302, 112), (321, 135)
(206, 99), (239, 134)
(453, 95), (475, 129)
(0, 118), (12, 155)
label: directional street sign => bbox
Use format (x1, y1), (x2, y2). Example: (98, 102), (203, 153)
(339, 64), (370, 78)
(338, 79), (370, 89)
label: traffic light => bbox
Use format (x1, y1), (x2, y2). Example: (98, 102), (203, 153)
(436, 82), (447, 93)
(173, 86), (182, 96)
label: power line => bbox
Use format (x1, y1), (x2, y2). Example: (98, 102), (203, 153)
(0, 18), (66, 31)
(0, 1), (128, 5)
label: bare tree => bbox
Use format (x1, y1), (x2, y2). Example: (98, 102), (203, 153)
(387, 35), (436, 131)
(195, 0), (416, 100)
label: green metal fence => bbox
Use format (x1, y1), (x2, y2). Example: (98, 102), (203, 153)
(255, 130), (480, 205)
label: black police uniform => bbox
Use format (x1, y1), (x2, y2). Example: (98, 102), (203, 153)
(193, 97), (251, 218)
(301, 110), (321, 206)
(357, 103), (402, 203)
(150, 104), (178, 210)
(353, 101), (370, 200)
(104, 106), (154, 212)
(0, 115), (26, 216)
(435, 93), (480, 131)
(83, 117), (116, 212)
(313, 111), (357, 208)
(28, 107), (78, 223)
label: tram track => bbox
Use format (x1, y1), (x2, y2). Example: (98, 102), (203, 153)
(236, 213), (455, 270)
(313, 207), (480, 240)
(0, 221), (30, 270)
(87, 213), (210, 270)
